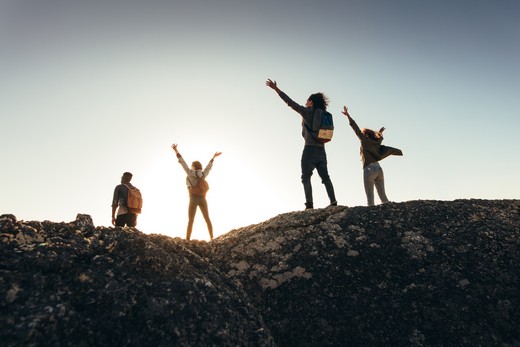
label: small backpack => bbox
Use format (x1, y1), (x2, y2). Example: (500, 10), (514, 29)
(123, 184), (143, 214)
(189, 175), (209, 197)
(305, 110), (334, 143)
(317, 111), (334, 143)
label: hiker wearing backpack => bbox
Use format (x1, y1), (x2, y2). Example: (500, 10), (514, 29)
(266, 78), (337, 210)
(342, 106), (403, 206)
(171, 144), (222, 241)
(111, 172), (142, 227)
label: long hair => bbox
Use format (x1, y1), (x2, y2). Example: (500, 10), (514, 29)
(307, 93), (329, 111)
(361, 128), (383, 141)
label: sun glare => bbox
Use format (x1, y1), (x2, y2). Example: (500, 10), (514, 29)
(133, 147), (272, 241)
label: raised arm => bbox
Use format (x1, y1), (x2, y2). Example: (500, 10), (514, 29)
(342, 106), (364, 139)
(266, 78), (308, 116)
(171, 143), (190, 173)
(266, 79), (281, 93)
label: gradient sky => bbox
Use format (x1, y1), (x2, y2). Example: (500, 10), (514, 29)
(1, 0), (519, 241)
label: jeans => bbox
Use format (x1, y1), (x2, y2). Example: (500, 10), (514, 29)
(187, 195), (213, 240)
(301, 146), (336, 208)
(363, 162), (389, 206)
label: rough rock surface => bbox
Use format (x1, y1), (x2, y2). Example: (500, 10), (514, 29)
(0, 214), (273, 346)
(1, 199), (520, 346)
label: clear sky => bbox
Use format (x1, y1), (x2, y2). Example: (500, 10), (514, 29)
(1, 0), (519, 241)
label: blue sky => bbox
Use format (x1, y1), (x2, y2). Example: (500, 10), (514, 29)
(1, 0), (519, 240)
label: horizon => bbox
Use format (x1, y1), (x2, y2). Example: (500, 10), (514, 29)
(1, 0), (519, 240)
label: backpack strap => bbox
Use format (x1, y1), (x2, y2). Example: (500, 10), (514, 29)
(187, 172), (204, 188)
(122, 183), (131, 207)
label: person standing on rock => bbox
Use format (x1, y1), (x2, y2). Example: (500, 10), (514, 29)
(171, 144), (222, 241)
(111, 172), (139, 227)
(342, 106), (403, 206)
(266, 78), (338, 210)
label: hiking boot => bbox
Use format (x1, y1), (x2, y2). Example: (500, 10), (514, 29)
(305, 202), (314, 210)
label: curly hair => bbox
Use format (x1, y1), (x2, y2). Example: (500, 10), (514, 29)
(307, 92), (329, 111)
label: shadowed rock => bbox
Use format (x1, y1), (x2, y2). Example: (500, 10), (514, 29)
(0, 214), (274, 346)
(2, 199), (520, 346)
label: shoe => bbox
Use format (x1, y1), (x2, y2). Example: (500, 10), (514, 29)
(329, 201), (338, 207)
(305, 202), (314, 210)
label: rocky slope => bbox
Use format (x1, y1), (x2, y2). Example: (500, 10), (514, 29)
(1, 199), (519, 346)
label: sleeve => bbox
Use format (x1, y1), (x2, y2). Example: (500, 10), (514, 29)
(380, 145), (403, 158)
(348, 118), (365, 140)
(177, 156), (192, 175)
(111, 186), (120, 208)
(278, 92), (306, 114)
(279, 91), (316, 128)
(202, 159), (214, 177)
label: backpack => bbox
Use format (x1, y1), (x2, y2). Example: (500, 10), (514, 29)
(305, 110), (334, 143)
(189, 175), (209, 197)
(317, 111), (334, 143)
(123, 184), (143, 214)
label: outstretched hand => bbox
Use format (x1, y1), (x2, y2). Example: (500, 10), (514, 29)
(265, 78), (280, 92)
(171, 143), (179, 153)
(213, 152), (222, 160)
(342, 106), (351, 118)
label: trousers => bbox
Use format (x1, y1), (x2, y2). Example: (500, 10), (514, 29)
(363, 162), (389, 206)
(115, 213), (137, 227)
(187, 195), (213, 240)
(301, 146), (336, 208)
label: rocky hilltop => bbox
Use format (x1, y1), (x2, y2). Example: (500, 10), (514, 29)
(1, 199), (519, 346)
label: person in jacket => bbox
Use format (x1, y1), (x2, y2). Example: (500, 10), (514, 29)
(342, 106), (403, 206)
(111, 172), (138, 227)
(171, 143), (222, 241)
(266, 78), (337, 210)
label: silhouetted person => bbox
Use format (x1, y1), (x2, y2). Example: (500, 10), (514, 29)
(172, 144), (222, 241)
(342, 106), (403, 206)
(266, 78), (337, 209)
(111, 172), (138, 227)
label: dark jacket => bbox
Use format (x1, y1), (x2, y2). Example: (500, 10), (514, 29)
(349, 117), (403, 168)
(278, 91), (324, 147)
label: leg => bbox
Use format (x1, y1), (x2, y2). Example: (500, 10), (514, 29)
(115, 214), (126, 227)
(186, 196), (198, 240)
(127, 213), (137, 227)
(315, 149), (337, 205)
(363, 164), (377, 206)
(374, 165), (389, 203)
(301, 147), (316, 209)
(198, 198), (214, 240)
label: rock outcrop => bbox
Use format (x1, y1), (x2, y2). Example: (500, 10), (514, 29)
(1, 199), (520, 346)
(0, 214), (273, 346)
